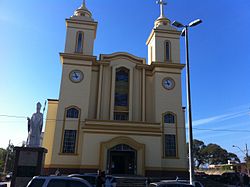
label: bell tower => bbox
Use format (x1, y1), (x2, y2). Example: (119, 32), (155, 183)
(64, 1), (97, 55)
(51, 1), (98, 158)
(146, 0), (180, 65)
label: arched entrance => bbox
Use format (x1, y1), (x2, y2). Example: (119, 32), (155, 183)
(99, 136), (145, 176)
(107, 144), (137, 175)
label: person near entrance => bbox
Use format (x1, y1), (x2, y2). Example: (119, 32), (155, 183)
(96, 170), (105, 187)
(105, 175), (117, 187)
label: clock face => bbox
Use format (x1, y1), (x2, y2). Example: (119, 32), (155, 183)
(69, 70), (84, 83)
(162, 77), (175, 90)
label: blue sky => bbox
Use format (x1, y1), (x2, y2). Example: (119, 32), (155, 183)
(0, 0), (250, 161)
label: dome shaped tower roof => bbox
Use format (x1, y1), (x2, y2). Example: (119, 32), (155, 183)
(72, 0), (93, 21)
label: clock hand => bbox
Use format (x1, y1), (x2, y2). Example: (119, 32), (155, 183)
(74, 72), (79, 79)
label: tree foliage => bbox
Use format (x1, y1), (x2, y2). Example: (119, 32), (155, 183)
(227, 152), (240, 163)
(0, 148), (6, 172)
(188, 139), (240, 168)
(192, 139), (206, 168)
(202, 143), (229, 165)
(0, 144), (15, 173)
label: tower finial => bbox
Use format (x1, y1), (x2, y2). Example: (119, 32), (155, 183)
(82, 0), (85, 6)
(156, 0), (167, 18)
(73, 0), (92, 18)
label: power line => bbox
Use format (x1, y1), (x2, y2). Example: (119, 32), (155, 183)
(0, 114), (27, 118)
(193, 127), (250, 133)
(1, 114), (250, 133)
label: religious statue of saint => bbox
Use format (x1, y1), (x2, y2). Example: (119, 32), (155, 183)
(26, 102), (43, 147)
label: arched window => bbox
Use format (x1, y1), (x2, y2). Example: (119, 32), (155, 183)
(75, 32), (84, 53)
(114, 67), (129, 120)
(164, 113), (175, 123)
(66, 107), (79, 118)
(165, 41), (171, 62)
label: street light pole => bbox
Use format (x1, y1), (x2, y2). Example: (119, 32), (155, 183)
(233, 144), (250, 175)
(246, 144), (249, 158)
(172, 19), (202, 185)
(184, 25), (195, 184)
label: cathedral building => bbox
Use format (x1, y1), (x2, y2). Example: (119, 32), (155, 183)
(43, 1), (188, 177)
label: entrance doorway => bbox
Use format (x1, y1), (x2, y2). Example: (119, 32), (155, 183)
(107, 144), (137, 175)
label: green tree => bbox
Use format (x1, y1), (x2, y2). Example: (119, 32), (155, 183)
(0, 144), (15, 173)
(201, 143), (240, 165)
(0, 148), (7, 172)
(227, 152), (240, 163)
(5, 143), (15, 173)
(188, 140), (240, 167)
(193, 139), (206, 168)
(202, 143), (228, 164)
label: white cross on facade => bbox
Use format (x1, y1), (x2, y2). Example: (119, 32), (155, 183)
(156, 0), (167, 18)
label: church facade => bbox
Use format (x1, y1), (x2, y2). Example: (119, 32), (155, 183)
(43, 2), (188, 177)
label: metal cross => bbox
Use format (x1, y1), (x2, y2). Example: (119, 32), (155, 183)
(156, 0), (167, 18)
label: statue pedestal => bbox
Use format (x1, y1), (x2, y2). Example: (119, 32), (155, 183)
(11, 147), (47, 187)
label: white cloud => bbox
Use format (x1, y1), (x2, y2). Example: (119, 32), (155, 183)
(192, 110), (249, 127)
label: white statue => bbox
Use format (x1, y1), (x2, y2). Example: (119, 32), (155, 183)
(26, 102), (43, 147)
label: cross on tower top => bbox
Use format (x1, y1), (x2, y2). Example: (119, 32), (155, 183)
(82, 0), (86, 6)
(156, 0), (167, 18)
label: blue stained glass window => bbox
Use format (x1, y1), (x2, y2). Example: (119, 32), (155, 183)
(164, 113), (175, 123)
(62, 130), (76, 154)
(115, 68), (129, 108)
(165, 134), (176, 157)
(76, 32), (83, 53)
(66, 107), (79, 118)
(116, 70), (129, 82)
(114, 112), (129, 121)
(166, 41), (170, 62)
(115, 93), (128, 106)
(114, 67), (129, 121)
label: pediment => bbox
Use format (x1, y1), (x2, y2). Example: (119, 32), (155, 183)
(99, 52), (146, 65)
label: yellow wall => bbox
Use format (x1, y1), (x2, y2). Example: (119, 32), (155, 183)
(43, 100), (58, 166)
(43, 7), (188, 175)
(43, 54), (188, 174)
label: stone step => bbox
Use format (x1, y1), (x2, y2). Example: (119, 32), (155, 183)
(115, 177), (146, 187)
